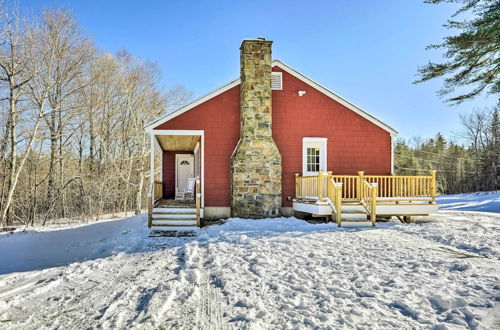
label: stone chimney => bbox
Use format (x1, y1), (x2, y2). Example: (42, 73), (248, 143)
(231, 38), (282, 218)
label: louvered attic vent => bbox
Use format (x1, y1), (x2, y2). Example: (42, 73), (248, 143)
(271, 72), (282, 90)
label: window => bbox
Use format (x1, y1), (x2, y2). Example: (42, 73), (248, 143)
(306, 147), (320, 172)
(302, 137), (327, 176)
(271, 72), (282, 90)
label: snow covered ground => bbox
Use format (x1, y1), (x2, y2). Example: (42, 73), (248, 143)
(0, 193), (498, 329)
(437, 191), (500, 213)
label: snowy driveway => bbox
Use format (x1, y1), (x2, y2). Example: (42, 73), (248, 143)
(0, 211), (499, 329)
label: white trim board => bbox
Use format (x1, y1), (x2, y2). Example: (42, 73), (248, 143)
(390, 135), (394, 174)
(144, 60), (398, 136)
(152, 129), (205, 136)
(302, 137), (327, 176)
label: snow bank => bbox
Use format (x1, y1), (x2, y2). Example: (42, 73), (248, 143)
(0, 214), (151, 274)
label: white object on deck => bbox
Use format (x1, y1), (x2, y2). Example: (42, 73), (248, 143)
(175, 177), (196, 201)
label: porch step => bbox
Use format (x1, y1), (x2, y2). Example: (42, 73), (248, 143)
(153, 207), (196, 214)
(341, 210), (367, 215)
(150, 225), (197, 231)
(151, 219), (197, 226)
(340, 219), (373, 223)
(152, 213), (196, 220)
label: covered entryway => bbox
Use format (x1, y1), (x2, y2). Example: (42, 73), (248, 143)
(147, 130), (204, 229)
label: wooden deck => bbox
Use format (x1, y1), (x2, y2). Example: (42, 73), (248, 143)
(294, 170), (439, 226)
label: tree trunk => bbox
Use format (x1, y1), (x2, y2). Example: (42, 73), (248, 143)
(135, 173), (144, 215)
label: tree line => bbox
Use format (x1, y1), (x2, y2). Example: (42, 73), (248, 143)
(0, 8), (190, 227)
(395, 107), (499, 194)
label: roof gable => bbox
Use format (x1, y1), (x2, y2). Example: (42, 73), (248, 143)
(145, 60), (398, 135)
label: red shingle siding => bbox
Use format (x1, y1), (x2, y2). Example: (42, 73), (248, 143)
(272, 67), (392, 207)
(154, 69), (392, 208)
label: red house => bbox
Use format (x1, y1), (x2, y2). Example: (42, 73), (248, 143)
(145, 39), (437, 229)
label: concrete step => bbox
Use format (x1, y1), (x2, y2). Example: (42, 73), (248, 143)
(151, 219), (197, 226)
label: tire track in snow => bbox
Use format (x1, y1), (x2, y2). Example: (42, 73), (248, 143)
(0, 274), (61, 301)
(0, 242), (185, 329)
(195, 242), (227, 330)
(156, 240), (229, 329)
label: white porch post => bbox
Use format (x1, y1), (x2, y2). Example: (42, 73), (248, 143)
(201, 134), (205, 208)
(150, 134), (155, 190)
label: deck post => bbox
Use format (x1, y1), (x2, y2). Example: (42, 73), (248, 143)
(370, 183), (377, 227)
(318, 170), (324, 202)
(430, 170), (437, 203)
(391, 173), (395, 198)
(326, 171), (332, 202)
(336, 183), (342, 226)
(357, 171), (365, 201)
(294, 173), (300, 199)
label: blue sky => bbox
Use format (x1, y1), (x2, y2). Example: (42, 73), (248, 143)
(15, 0), (498, 140)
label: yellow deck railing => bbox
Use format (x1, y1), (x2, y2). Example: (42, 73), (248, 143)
(364, 172), (436, 202)
(295, 174), (320, 200)
(331, 175), (358, 201)
(360, 180), (377, 227)
(295, 170), (437, 203)
(327, 177), (343, 225)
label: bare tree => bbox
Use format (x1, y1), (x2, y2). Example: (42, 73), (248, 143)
(0, 6), (190, 228)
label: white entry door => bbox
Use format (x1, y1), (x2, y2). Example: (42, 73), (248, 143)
(176, 154), (195, 191)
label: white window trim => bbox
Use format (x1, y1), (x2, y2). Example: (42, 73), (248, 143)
(302, 137), (327, 176)
(271, 71), (282, 90)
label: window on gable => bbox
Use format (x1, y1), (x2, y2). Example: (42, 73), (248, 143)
(271, 72), (282, 90)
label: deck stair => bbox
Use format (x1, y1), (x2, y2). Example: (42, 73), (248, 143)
(336, 202), (373, 225)
(150, 207), (198, 230)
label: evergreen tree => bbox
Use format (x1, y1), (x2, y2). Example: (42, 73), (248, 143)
(415, 0), (500, 103)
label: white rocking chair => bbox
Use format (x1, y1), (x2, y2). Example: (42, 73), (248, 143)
(175, 177), (196, 201)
